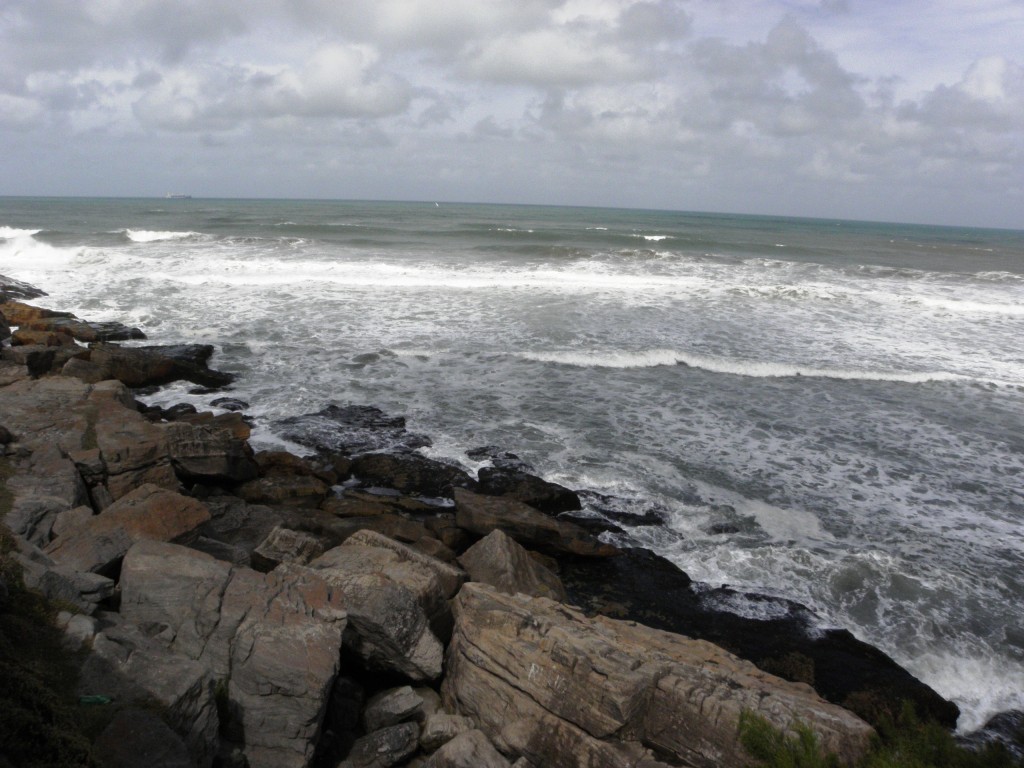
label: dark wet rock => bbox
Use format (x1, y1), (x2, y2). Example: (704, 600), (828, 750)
(235, 473), (330, 507)
(351, 453), (476, 499)
(211, 396), (249, 411)
(557, 547), (960, 730)
(706, 523), (741, 535)
(340, 722), (420, 768)
(0, 274), (47, 302)
(959, 710), (1024, 760)
(24, 315), (145, 343)
(88, 343), (234, 388)
(2, 344), (60, 377)
(363, 685), (426, 732)
(275, 404), (431, 456)
(0, 424), (13, 444)
(466, 445), (533, 473)
(476, 465), (581, 513)
(165, 416), (259, 485)
(577, 490), (668, 526)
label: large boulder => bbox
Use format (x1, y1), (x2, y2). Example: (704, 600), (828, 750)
(308, 531), (465, 681)
(457, 529), (567, 601)
(119, 540), (348, 768)
(86, 343), (234, 388)
(454, 488), (618, 558)
(164, 417), (258, 484)
(423, 730), (512, 768)
(0, 275), (47, 302)
(443, 583), (875, 768)
(43, 483), (210, 574)
(275, 404), (431, 456)
(476, 465), (581, 514)
(351, 453), (475, 499)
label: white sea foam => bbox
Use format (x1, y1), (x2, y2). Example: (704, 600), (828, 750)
(124, 229), (201, 242)
(0, 226), (41, 238)
(518, 348), (1007, 385)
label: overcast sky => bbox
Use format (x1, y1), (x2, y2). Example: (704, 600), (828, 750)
(1, 0), (1022, 228)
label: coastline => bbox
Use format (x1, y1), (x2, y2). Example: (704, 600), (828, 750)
(1, 274), (1014, 767)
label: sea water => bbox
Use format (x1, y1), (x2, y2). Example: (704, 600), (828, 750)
(2, 197), (1022, 730)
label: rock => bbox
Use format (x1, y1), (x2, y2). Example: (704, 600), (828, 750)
(251, 525), (326, 571)
(51, 505), (94, 538)
(44, 484), (210, 575)
(58, 611), (100, 647)
(340, 723), (421, 768)
(345, 529), (466, 599)
(454, 488), (618, 558)
(423, 730), (512, 768)
(457, 529), (567, 601)
(34, 565), (116, 612)
(275, 404), (431, 456)
(211, 396), (249, 411)
(959, 710), (1024, 760)
(11, 327), (76, 346)
(164, 418), (259, 484)
(3, 444), (91, 545)
(235, 474), (330, 508)
(0, 359), (29, 386)
(119, 540), (348, 768)
(364, 686), (426, 732)
(419, 714), (477, 753)
(557, 547), (960, 729)
(443, 583), (875, 768)
(83, 618), (220, 766)
(309, 534), (456, 681)
(0, 274), (47, 302)
(87, 343), (234, 388)
(476, 466), (581, 514)
(351, 453), (476, 499)
(92, 708), (197, 768)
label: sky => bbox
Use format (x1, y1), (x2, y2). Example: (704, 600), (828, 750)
(1, 0), (1022, 228)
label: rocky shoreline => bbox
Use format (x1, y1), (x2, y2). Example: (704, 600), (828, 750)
(0, 274), (973, 767)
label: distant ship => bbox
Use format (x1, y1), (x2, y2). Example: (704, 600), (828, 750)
(165, 193), (192, 199)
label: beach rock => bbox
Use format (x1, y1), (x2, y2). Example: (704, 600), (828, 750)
(476, 466), (581, 513)
(340, 722), (421, 768)
(211, 396), (249, 411)
(0, 274), (47, 302)
(11, 327), (76, 346)
(363, 686), (426, 732)
(83, 619), (220, 766)
(0, 300), (71, 326)
(87, 343), (234, 388)
(276, 404), (431, 456)
(557, 547), (960, 729)
(309, 535), (452, 681)
(351, 452), (476, 499)
(0, 359), (29, 386)
(419, 714), (477, 753)
(92, 709), (196, 768)
(235, 474), (330, 507)
(454, 488), (618, 558)
(251, 525), (326, 571)
(423, 730), (512, 768)
(3, 444), (90, 545)
(164, 418), (258, 484)
(458, 529), (567, 601)
(119, 540), (348, 768)
(443, 583), (874, 768)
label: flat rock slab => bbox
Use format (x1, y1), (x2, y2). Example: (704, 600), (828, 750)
(44, 483), (210, 574)
(276, 404), (431, 456)
(443, 583), (874, 768)
(454, 488), (618, 558)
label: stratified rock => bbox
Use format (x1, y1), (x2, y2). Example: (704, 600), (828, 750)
(44, 484), (210, 575)
(87, 343), (234, 388)
(419, 714), (476, 753)
(3, 444), (90, 545)
(92, 708), (198, 768)
(363, 686), (426, 732)
(235, 474), (329, 508)
(119, 540), (348, 768)
(443, 583), (875, 768)
(476, 466), (581, 513)
(251, 525), (326, 571)
(340, 723), (421, 768)
(276, 404), (431, 456)
(454, 488), (618, 558)
(51, 505), (94, 539)
(351, 453), (475, 499)
(458, 529), (567, 601)
(11, 327), (76, 346)
(423, 730), (512, 768)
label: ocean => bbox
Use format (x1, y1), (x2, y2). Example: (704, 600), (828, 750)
(2, 196), (1022, 731)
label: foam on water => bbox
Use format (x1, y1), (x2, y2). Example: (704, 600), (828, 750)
(2, 200), (1022, 731)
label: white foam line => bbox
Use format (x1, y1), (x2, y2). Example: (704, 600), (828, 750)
(124, 229), (201, 242)
(0, 227), (41, 238)
(519, 349), (1016, 385)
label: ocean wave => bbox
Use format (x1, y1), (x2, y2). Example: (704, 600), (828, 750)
(123, 229), (202, 243)
(519, 349), (1005, 384)
(909, 295), (1024, 316)
(0, 226), (41, 238)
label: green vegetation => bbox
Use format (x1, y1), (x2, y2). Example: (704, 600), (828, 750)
(0, 524), (98, 768)
(740, 706), (1022, 768)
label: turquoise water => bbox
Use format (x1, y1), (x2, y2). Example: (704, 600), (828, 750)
(2, 197), (1023, 728)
